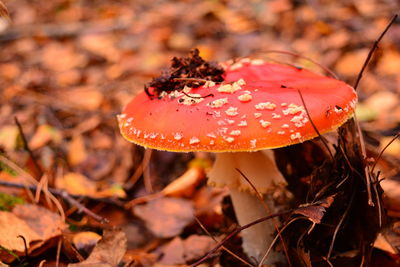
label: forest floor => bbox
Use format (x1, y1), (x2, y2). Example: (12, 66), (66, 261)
(0, 0), (400, 266)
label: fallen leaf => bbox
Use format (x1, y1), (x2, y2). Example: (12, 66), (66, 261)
(335, 49), (369, 76)
(29, 124), (62, 150)
(0, 126), (19, 151)
(61, 86), (104, 110)
(68, 229), (127, 267)
(157, 237), (185, 265)
(41, 43), (87, 72)
(12, 204), (66, 247)
(379, 136), (400, 157)
(0, 204), (66, 263)
(68, 135), (88, 166)
(294, 195), (335, 224)
(72, 231), (102, 255)
(56, 172), (97, 196)
(377, 50), (400, 76)
(381, 179), (400, 214)
(133, 197), (194, 238)
(162, 167), (205, 198)
(79, 34), (119, 62)
(374, 233), (397, 254)
(0, 63), (20, 81)
(183, 235), (215, 262)
(0, 211), (41, 262)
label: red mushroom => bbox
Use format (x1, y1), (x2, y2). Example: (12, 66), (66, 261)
(118, 57), (357, 264)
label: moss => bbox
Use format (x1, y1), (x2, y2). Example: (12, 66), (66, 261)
(0, 192), (24, 211)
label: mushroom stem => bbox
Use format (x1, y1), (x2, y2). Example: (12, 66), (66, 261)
(208, 151), (287, 264)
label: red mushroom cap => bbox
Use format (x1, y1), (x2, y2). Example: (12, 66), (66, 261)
(118, 59), (357, 152)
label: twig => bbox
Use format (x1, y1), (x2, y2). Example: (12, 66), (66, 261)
(371, 132), (400, 174)
(17, 235), (29, 262)
(0, 180), (109, 223)
(260, 50), (338, 78)
(14, 117), (43, 179)
(350, 15), (397, 206)
(181, 91), (214, 99)
(191, 209), (293, 266)
(258, 217), (305, 267)
(194, 216), (254, 267)
(297, 89), (335, 161)
(353, 14), (398, 91)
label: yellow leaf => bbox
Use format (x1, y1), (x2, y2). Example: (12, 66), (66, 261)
(56, 172), (97, 196)
(68, 135), (87, 166)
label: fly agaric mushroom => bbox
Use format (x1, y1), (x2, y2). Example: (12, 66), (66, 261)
(118, 56), (357, 264)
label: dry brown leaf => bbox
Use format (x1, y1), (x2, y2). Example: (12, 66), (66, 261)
(56, 172), (97, 196)
(79, 34), (119, 62)
(0, 126), (19, 151)
(72, 231), (102, 254)
(133, 197), (194, 238)
(379, 137), (400, 157)
(0, 211), (41, 261)
(183, 235), (215, 262)
(0, 63), (21, 81)
(29, 124), (62, 150)
(41, 43), (87, 72)
(382, 179), (400, 213)
(68, 229), (127, 267)
(62, 86), (104, 110)
(294, 195), (335, 224)
(162, 167), (205, 198)
(374, 233), (397, 254)
(377, 50), (400, 76)
(157, 237), (185, 265)
(335, 49), (369, 76)
(0, 204), (66, 262)
(12, 204), (66, 246)
(68, 135), (88, 166)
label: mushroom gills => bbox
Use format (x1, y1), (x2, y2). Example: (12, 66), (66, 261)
(208, 151), (287, 264)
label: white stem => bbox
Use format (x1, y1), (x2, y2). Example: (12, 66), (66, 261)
(208, 151), (287, 264)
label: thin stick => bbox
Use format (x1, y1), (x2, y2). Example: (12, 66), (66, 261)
(372, 172), (383, 228)
(353, 14), (398, 91)
(351, 15), (397, 205)
(181, 91), (214, 99)
(258, 217), (305, 267)
(297, 90), (335, 161)
(14, 117), (43, 179)
(194, 217), (254, 267)
(191, 209), (293, 266)
(260, 50), (338, 78)
(0, 180), (109, 223)
(371, 132), (400, 174)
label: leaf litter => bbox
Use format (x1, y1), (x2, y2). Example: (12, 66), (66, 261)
(0, 0), (399, 266)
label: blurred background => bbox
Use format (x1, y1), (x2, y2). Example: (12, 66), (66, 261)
(0, 0), (399, 266)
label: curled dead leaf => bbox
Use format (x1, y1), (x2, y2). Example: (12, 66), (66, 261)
(68, 229), (127, 267)
(0, 204), (65, 263)
(294, 195), (335, 224)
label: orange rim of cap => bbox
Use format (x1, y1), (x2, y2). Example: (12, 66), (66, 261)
(118, 59), (357, 152)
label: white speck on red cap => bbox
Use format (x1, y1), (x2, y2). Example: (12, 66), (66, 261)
(189, 137), (200, 144)
(225, 106), (239, 116)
